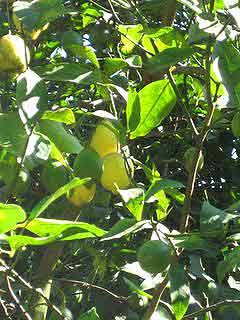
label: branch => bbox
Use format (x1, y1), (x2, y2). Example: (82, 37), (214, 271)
(142, 274), (169, 320)
(179, 39), (215, 233)
(54, 277), (128, 302)
(5, 275), (32, 320)
(182, 299), (240, 319)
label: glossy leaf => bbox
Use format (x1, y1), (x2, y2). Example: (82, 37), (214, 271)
(0, 203), (26, 234)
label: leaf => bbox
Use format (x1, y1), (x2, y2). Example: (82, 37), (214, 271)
(13, 0), (69, 32)
(77, 307), (100, 320)
(38, 119), (83, 154)
(102, 219), (151, 241)
(22, 218), (106, 238)
(217, 247), (240, 282)
(41, 108), (75, 125)
(29, 178), (90, 220)
(213, 40), (240, 108)
(200, 201), (238, 239)
(63, 31), (99, 68)
(146, 47), (194, 73)
(130, 80), (176, 139)
(0, 112), (27, 156)
(17, 69), (48, 126)
(169, 264), (190, 320)
(34, 63), (101, 85)
(119, 24), (143, 54)
(104, 58), (128, 75)
(0, 203), (26, 234)
(126, 87), (140, 132)
(118, 187), (145, 221)
(145, 179), (184, 201)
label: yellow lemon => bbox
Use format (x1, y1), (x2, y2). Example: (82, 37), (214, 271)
(100, 153), (132, 194)
(90, 120), (120, 157)
(0, 34), (30, 73)
(68, 183), (96, 207)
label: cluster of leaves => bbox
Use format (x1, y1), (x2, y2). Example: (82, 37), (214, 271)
(0, 0), (240, 319)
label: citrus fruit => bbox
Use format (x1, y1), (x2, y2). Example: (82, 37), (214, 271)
(100, 153), (132, 194)
(13, 168), (31, 196)
(137, 240), (173, 274)
(40, 161), (69, 193)
(68, 183), (96, 207)
(0, 34), (30, 73)
(184, 147), (204, 173)
(73, 148), (102, 180)
(90, 120), (120, 157)
(232, 112), (240, 137)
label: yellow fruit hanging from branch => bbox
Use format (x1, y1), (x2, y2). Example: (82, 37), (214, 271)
(68, 183), (96, 207)
(90, 120), (120, 158)
(100, 153), (133, 194)
(0, 34), (30, 74)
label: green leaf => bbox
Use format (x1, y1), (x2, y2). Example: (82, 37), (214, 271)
(0, 112), (27, 156)
(63, 31), (99, 68)
(200, 201), (237, 239)
(23, 218), (106, 238)
(81, 3), (103, 28)
(217, 247), (240, 282)
(146, 47), (194, 73)
(13, 0), (69, 32)
(41, 108), (75, 125)
(118, 187), (145, 221)
(38, 119), (83, 154)
(77, 307), (100, 320)
(119, 24), (143, 54)
(0, 203), (26, 234)
(102, 219), (151, 241)
(130, 80), (176, 139)
(34, 63), (101, 85)
(213, 40), (240, 108)
(126, 87), (140, 132)
(17, 69), (48, 126)
(29, 178), (90, 220)
(169, 264), (190, 320)
(145, 179), (184, 201)
(104, 58), (128, 75)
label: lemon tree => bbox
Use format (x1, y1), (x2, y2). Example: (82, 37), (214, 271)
(73, 148), (102, 180)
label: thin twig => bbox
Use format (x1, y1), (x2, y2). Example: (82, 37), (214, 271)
(54, 277), (128, 302)
(142, 275), (169, 320)
(107, 0), (123, 24)
(179, 39), (216, 233)
(5, 275), (32, 320)
(167, 70), (199, 136)
(182, 299), (240, 319)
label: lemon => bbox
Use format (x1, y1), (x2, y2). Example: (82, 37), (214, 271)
(0, 34), (30, 73)
(90, 120), (120, 157)
(100, 153), (132, 194)
(137, 240), (173, 274)
(68, 183), (96, 207)
(184, 147), (204, 173)
(73, 148), (102, 180)
(41, 161), (69, 193)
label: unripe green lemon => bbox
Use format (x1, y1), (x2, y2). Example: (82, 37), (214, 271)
(41, 161), (69, 193)
(68, 183), (96, 207)
(232, 112), (240, 137)
(184, 147), (204, 173)
(73, 148), (102, 180)
(13, 168), (31, 196)
(0, 34), (30, 73)
(137, 240), (173, 275)
(100, 153), (132, 194)
(90, 120), (120, 157)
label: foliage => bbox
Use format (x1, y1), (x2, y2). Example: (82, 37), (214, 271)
(0, 0), (240, 319)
